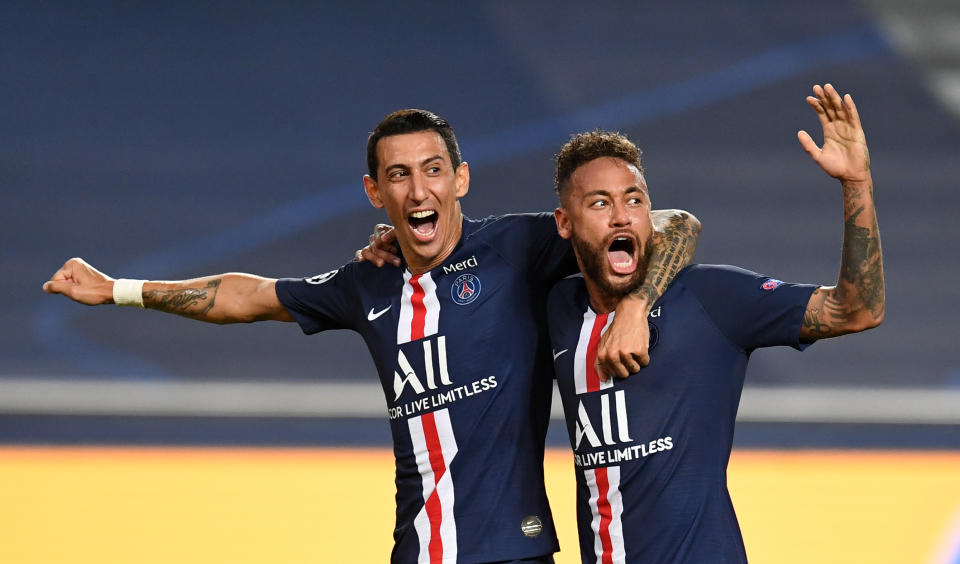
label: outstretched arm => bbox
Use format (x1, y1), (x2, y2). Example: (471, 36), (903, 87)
(797, 84), (884, 340)
(597, 209), (702, 379)
(43, 258), (294, 324)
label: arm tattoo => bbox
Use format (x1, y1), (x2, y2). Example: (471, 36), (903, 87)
(631, 213), (699, 304)
(801, 289), (832, 339)
(840, 204), (885, 317)
(144, 279), (222, 318)
(802, 287), (856, 339)
(802, 186), (884, 339)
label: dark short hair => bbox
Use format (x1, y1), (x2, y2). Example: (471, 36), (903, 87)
(366, 109), (462, 180)
(554, 129), (643, 201)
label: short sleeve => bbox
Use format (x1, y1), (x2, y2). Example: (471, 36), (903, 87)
(680, 264), (818, 351)
(275, 264), (358, 335)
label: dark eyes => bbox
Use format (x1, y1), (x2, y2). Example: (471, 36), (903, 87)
(389, 166), (441, 180)
(589, 197), (644, 208)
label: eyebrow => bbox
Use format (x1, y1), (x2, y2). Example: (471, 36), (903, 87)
(384, 154), (445, 174)
(582, 186), (645, 198)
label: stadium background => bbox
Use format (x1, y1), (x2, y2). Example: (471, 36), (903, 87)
(2, 1), (959, 562)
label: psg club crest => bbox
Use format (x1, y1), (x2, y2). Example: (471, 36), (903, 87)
(451, 273), (481, 305)
(761, 278), (784, 291)
(648, 322), (659, 350)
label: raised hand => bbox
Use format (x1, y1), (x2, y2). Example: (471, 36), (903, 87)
(797, 83), (870, 185)
(796, 83), (884, 340)
(42, 258), (115, 305)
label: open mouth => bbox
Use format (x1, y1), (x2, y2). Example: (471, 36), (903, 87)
(607, 236), (638, 275)
(408, 210), (438, 241)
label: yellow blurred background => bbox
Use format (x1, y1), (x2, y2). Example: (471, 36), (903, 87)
(1, 448), (958, 563)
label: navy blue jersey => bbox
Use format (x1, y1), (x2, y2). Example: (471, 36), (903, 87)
(277, 213), (578, 564)
(547, 264), (817, 564)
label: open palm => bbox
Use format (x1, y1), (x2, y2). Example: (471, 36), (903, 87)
(797, 83), (870, 183)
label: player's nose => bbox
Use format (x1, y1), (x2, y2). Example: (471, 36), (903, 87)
(408, 172), (429, 202)
(609, 200), (631, 226)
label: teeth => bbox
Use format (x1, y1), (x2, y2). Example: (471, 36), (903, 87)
(613, 256), (634, 268)
(410, 210), (434, 219)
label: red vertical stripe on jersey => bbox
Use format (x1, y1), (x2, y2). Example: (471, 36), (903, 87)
(422, 411), (447, 563)
(410, 274), (427, 341)
(595, 466), (615, 564)
(585, 312), (609, 393)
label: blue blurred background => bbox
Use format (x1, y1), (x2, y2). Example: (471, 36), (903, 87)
(3, 0), (959, 446)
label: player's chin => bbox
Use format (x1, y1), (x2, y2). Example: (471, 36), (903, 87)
(603, 273), (641, 298)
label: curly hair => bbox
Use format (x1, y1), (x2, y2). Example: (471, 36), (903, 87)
(554, 130), (643, 201)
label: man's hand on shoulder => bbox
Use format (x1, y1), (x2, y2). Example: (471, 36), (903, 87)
(356, 223), (401, 267)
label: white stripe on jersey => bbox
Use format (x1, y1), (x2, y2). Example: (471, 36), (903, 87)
(419, 273), (441, 338)
(585, 465), (626, 564)
(398, 270), (415, 344)
(409, 409), (459, 563)
(398, 271), (441, 345)
(574, 309), (615, 395)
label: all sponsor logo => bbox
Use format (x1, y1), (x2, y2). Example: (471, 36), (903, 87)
(450, 273), (481, 305)
(393, 337), (453, 401)
(576, 390), (632, 449)
(388, 335), (499, 420)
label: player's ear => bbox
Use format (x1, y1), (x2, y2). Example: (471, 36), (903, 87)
(364, 175), (384, 209)
(554, 206), (572, 239)
(454, 161), (470, 198)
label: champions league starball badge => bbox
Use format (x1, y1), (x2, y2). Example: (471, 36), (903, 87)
(520, 515), (543, 538)
(761, 278), (784, 291)
(304, 270), (337, 285)
(451, 273), (481, 305)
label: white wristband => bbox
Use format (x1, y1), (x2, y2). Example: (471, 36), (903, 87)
(113, 278), (145, 307)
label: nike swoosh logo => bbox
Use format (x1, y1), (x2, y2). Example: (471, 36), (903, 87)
(367, 305), (392, 321)
(552, 349), (568, 361)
